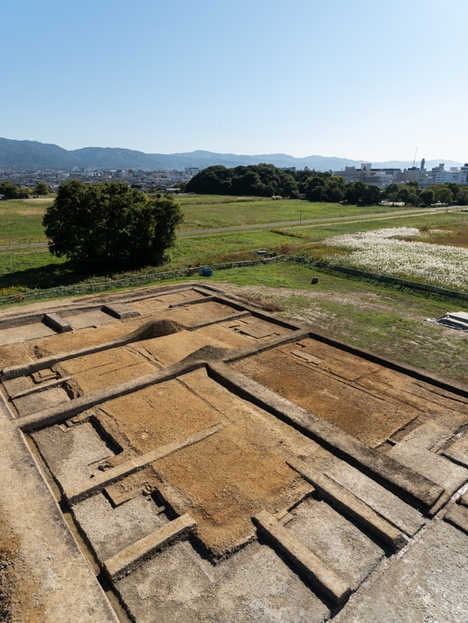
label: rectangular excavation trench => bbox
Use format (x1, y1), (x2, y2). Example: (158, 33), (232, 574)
(12, 337), (449, 514)
(25, 433), (134, 623)
(26, 366), (318, 556)
(2, 285), (468, 622)
(22, 378), (394, 620)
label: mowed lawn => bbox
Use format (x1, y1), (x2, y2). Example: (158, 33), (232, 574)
(177, 194), (397, 230)
(0, 194), (398, 244)
(0, 198), (53, 244)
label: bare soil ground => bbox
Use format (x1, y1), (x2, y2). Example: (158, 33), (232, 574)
(219, 281), (468, 385)
(0, 505), (44, 623)
(2, 284), (468, 622)
(233, 340), (468, 448)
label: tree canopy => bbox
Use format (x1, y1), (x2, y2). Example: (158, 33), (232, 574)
(43, 180), (183, 270)
(0, 181), (32, 199)
(185, 163), (468, 208)
(35, 182), (51, 195)
(186, 164), (300, 198)
(185, 164), (380, 204)
(0, 182), (19, 198)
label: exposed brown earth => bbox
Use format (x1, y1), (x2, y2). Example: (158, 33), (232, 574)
(220, 280), (468, 386)
(233, 340), (468, 448)
(0, 505), (45, 623)
(1, 283), (468, 622)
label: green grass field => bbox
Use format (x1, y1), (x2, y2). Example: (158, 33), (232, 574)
(0, 195), (403, 245)
(0, 198), (52, 244)
(1, 208), (467, 292)
(177, 195), (396, 230)
(1, 194), (452, 246)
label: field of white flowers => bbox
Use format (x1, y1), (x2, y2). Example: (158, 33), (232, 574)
(323, 227), (468, 291)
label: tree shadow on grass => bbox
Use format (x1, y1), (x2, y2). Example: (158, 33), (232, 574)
(0, 260), (109, 291)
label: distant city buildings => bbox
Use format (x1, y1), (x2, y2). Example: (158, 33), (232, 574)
(422, 163), (468, 186)
(0, 167), (200, 193)
(333, 161), (468, 188)
(336, 163), (401, 187)
(1, 160), (467, 194)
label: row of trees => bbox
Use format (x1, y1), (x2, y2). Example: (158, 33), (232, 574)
(299, 175), (382, 205)
(0, 181), (51, 199)
(184, 164), (376, 200)
(304, 177), (468, 206)
(185, 164), (468, 206)
(382, 182), (468, 206)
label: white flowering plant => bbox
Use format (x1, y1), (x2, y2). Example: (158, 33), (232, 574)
(323, 227), (468, 291)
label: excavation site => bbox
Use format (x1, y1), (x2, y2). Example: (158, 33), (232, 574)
(1, 282), (468, 622)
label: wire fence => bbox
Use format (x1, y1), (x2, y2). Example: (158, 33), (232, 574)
(0, 256), (282, 307)
(1, 253), (468, 307)
(293, 257), (468, 302)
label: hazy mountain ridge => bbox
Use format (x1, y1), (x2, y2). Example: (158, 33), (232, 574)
(0, 138), (462, 172)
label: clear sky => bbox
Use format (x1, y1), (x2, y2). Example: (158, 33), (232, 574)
(2, 0), (467, 162)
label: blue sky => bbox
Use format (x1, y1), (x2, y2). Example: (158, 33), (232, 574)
(2, 0), (467, 162)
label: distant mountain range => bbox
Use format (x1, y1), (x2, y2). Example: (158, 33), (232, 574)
(0, 138), (463, 172)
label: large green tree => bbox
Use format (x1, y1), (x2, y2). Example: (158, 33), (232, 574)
(433, 185), (454, 205)
(43, 180), (183, 270)
(360, 184), (381, 206)
(35, 182), (51, 195)
(345, 181), (367, 204)
(420, 189), (434, 206)
(0, 181), (19, 199)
